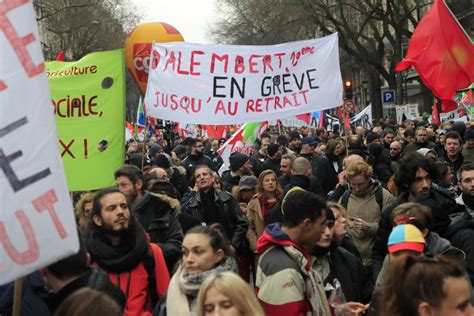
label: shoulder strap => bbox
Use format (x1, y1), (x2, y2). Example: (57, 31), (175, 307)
(340, 190), (350, 209)
(143, 244), (159, 306)
(375, 186), (384, 211)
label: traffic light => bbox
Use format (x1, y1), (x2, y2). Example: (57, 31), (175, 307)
(344, 80), (353, 99)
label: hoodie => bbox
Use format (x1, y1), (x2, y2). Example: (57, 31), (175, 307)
(255, 223), (330, 316)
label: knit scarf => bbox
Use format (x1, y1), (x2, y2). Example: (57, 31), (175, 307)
(85, 216), (148, 273)
(166, 257), (238, 316)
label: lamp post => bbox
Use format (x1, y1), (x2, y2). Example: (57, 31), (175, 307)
(362, 79), (368, 110)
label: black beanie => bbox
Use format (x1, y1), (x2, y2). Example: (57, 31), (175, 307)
(267, 143), (280, 157)
(153, 154), (171, 169)
(366, 132), (381, 144)
(230, 152), (249, 172)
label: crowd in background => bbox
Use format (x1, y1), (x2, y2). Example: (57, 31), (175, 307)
(1, 117), (474, 316)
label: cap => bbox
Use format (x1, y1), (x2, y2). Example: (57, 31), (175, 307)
(229, 152), (249, 172)
(387, 224), (426, 254)
(239, 175), (257, 190)
(301, 136), (318, 146)
(465, 128), (474, 141)
(153, 154), (171, 169)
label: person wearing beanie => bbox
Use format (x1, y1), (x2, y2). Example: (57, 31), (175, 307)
(365, 132), (381, 145)
(288, 131), (302, 154)
(221, 152), (252, 193)
(153, 154), (189, 198)
(416, 148), (438, 162)
(462, 128), (474, 164)
(263, 143), (283, 177)
(129, 153), (152, 174)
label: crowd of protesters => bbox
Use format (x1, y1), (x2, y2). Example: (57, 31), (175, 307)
(1, 117), (474, 316)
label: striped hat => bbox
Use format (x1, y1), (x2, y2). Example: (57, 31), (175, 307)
(387, 224), (425, 254)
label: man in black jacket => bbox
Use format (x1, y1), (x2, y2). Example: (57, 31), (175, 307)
(181, 165), (248, 252)
(181, 138), (214, 180)
(371, 153), (474, 284)
(221, 152), (252, 193)
(115, 165), (183, 271)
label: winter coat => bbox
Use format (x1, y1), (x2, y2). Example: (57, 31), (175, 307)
(311, 246), (370, 304)
(221, 171), (240, 193)
(247, 194), (273, 252)
(169, 167), (189, 198)
(133, 191), (184, 272)
(263, 157), (281, 177)
(339, 181), (393, 266)
(181, 189), (249, 251)
(313, 154), (342, 195)
(256, 223), (330, 316)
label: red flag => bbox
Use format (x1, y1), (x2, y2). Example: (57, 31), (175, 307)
(337, 107), (343, 120)
(441, 98), (457, 112)
(395, 0), (474, 100)
(56, 51), (65, 61)
(344, 112), (350, 129)
(318, 111), (325, 128)
(432, 99), (440, 124)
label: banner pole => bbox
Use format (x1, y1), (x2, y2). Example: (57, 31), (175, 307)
(13, 277), (24, 316)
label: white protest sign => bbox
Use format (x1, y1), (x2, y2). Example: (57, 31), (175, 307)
(440, 109), (468, 122)
(268, 113), (313, 127)
(145, 34), (343, 124)
(324, 104), (372, 131)
(0, 0), (79, 285)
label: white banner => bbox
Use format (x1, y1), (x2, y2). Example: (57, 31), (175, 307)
(145, 34), (343, 124)
(440, 109), (468, 122)
(268, 113), (313, 127)
(324, 104), (372, 131)
(0, 1), (79, 285)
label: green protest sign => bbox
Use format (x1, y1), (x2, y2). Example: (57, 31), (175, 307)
(46, 49), (125, 191)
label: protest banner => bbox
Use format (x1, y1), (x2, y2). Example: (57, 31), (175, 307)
(269, 113), (313, 127)
(0, 0), (79, 285)
(323, 104), (373, 131)
(145, 34), (343, 124)
(46, 50), (126, 191)
(440, 109), (468, 122)
(218, 122), (268, 174)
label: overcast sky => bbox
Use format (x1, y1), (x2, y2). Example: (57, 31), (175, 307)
(131, 0), (218, 44)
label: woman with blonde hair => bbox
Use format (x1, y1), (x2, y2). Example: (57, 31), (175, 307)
(246, 169), (283, 252)
(197, 271), (264, 316)
(74, 191), (95, 225)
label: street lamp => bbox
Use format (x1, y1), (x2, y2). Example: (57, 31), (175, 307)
(362, 79), (368, 108)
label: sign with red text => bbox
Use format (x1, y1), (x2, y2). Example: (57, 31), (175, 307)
(0, 0), (79, 285)
(145, 34), (342, 124)
(46, 50), (126, 191)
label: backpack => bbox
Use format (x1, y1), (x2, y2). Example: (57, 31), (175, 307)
(340, 185), (384, 212)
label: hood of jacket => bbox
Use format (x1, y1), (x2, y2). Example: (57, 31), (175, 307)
(256, 223), (310, 268)
(134, 191), (177, 214)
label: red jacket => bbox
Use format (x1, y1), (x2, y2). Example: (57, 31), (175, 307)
(104, 243), (170, 316)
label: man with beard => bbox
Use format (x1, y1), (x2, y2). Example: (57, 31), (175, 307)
(263, 143), (283, 176)
(339, 161), (393, 267)
(389, 140), (402, 171)
(181, 165), (248, 253)
(371, 153), (474, 284)
(115, 165), (183, 272)
(181, 138), (215, 180)
(221, 152), (253, 192)
(403, 127), (435, 154)
(288, 131), (302, 154)
(456, 163), (474, 215)
(278, 153), (296, 187)
(85, 188), (170, 314)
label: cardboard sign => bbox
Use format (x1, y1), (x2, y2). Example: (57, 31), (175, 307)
(0, 0), (79, 285)
(46, 50), (126, 191)
(145, 34), (343, 124)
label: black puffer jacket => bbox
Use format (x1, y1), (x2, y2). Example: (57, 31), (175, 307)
(181, 189), (248, 251)
(181, 153), (214, 179)
(313, 154), (342, 195)
(133, 192), (184, 271)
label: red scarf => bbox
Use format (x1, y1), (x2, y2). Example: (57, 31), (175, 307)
(259, 194), (278, 226)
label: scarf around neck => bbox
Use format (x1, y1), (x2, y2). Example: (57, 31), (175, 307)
(86, 216), (148, 273)
(166, 257), (238, 316)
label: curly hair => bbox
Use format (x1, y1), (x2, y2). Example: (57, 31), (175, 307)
(394, 153), (439, 193)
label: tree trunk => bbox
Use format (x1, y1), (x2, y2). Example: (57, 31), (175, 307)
(368, 67), (383, 121)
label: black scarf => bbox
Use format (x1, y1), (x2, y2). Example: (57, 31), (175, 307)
(462, 193), (474, 210)
(311, 242), (337, 258)
(86, 216), (148, 273)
